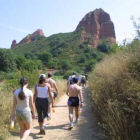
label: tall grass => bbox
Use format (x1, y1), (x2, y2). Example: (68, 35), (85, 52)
(89, 45), (140, 140)
(56, 79), (67, 97)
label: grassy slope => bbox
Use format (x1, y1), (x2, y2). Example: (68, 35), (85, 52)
(12, 29), (105, 72)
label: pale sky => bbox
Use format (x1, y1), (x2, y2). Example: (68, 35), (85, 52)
(0, 0), (139, 48)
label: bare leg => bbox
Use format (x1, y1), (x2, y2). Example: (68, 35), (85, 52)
(75, 106), (79, 120)
(22, 123), (32, 140)
(39, 122), (43, 130)
(68, 106), (74, 128)
(18, 120), (25, 139)
(42, 118), (47, 125)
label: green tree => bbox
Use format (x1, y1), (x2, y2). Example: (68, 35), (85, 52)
(24, 60), (38, 72)
(97, 42), (110, 53)
(0, 49), (16, 72)
(78, 55), (86, 63)
(15, 55), (26, 70)
(38, 52), (52, 65)
(85, 60), (97, 72)
(60, 60), (71, 73)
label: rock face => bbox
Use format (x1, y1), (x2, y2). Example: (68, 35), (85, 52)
(18, 29), (45, 45)
(11, 29), (45, 49)
(11, 40), (17, 49)
(76, 8), (116, 47)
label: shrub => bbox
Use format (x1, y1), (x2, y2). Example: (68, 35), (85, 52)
(0, 49), (17, 72)
(89, 45), (140, 140)
(63, 70), (75, 79)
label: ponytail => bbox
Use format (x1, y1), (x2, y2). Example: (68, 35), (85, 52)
(18, 77), (28, 100)
(39, 75), (46, 84)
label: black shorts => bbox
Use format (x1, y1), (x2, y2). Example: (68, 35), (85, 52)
(67, 97), (79, 107)
(53, 92), (58, 99)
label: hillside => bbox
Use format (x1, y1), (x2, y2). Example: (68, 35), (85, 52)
(13, 29), (106, 72)
(11, 8), (116, 73)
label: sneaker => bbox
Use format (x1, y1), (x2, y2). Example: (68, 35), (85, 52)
(40, 126), (46, 135)
(69, 123), (73, 129)
(75, 119), (80, 123)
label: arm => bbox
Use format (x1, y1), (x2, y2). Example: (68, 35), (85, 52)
(78, 88), (84, 108)
(48, 85), (54, 107)
(11, 96), (17, 119)
(29, 94), (36, 119)
(33, 85), (37, 103)
(66, 87), (69, 96)
(53, 81), (58, 95)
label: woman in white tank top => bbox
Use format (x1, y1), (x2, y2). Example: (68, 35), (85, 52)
(33, 74), (53, 135)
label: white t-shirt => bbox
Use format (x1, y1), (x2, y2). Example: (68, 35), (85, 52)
(14, 87), (33, 111)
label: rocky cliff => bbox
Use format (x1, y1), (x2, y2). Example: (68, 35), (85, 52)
(11, 29), (44, 49)
(11, 9), (116, 49)
(76, 8), (116, 47)
(11, 40), (17, 49)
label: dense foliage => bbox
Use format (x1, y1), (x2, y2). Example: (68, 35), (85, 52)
(11, 28), (117, 75)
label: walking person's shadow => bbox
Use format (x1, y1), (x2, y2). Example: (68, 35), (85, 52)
(30, 123), (71, 139)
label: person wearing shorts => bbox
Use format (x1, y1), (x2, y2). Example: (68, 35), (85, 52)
(11, 77), (35, 140)
(67, 97), (79, 107)
(33, 74), (53, 135)
(45, 73), (58, 118)
(66, 77), (83, 129)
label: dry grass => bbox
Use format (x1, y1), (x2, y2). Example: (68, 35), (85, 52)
(56, 79), (67, 98)
(0, 86), (19, 140)
(89, 46), (140, 140)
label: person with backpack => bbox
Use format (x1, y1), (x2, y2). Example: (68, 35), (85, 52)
(67, 72), (76, 85)
(11, 77), (35, 140)
(81, 74), (86, 88)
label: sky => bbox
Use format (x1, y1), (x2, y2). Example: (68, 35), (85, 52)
(0, 0), (139, 48)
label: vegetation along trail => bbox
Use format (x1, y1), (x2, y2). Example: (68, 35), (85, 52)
(9, 87), (105, 140)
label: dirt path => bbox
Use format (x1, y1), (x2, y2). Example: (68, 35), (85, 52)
(9, 88), (105, 140)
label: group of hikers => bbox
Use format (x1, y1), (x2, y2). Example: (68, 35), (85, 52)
(11, 72), (87, 140)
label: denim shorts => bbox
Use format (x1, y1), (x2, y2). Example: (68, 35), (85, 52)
(16, 110), (32, 123)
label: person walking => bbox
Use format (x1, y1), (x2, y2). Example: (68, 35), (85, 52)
(11, 77), (35, 140)
(46, 73), (58, 99)
(66, 77), (83, 129)
(67, 72), (76, 85)
(81, 75), (86, 88)
(33, 74), (53, 135)
(46, 73), (58, 118)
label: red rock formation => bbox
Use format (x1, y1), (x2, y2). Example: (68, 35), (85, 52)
(32, 29), (44, 36)
(11, 40), (17, 49)
(76, 8), (116, 47)
(18, 29), (45, 45)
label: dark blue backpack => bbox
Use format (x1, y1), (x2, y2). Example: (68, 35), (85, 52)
(69, 76), (74, 85)
(69, 76), (78, 85)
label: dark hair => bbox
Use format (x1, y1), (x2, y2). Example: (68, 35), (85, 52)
(18, 77), (28, 100)
(39, 75), (46, 84)
(73, 77), (78, 83)
(73, 72), (76, 75)
(48, 73), (52, 78)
